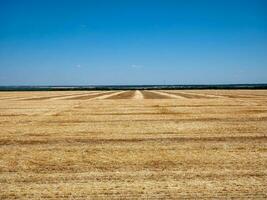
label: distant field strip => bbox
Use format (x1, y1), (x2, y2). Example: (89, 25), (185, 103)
(175, 90), (267, 99)
(0, 92), (74, 101)
(63, 91), (112, 100)
(0, 96), (26, 100)
(106, 91), (135, 99)
(106, 90), (144, 100)
(93, 91), (126, 99)
(142, 91), (174, 99)
(165, 91), (220, 99)
(20, 92), (92, 101)
(218, 94), (267, 99)
(52, 92), (101, 100)
(150, 91), (186, 99)
(133, 90), (144, 99)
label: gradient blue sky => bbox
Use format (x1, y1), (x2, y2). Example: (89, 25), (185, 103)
(0, 0), (266, 85)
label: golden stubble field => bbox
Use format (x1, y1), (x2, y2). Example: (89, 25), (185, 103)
(0, 90), (266, 199)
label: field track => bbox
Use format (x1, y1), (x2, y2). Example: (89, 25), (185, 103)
(0, 90), (266, 199)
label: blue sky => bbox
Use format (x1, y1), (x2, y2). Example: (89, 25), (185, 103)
(0, 0), (266, 85)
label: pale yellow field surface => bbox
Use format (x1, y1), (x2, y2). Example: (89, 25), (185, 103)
(0, 90), (266, 199)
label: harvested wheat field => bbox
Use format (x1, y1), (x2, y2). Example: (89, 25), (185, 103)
(0, 90), (266, 199)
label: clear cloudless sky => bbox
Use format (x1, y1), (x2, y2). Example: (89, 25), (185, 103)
(0, 0), (266, 85)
